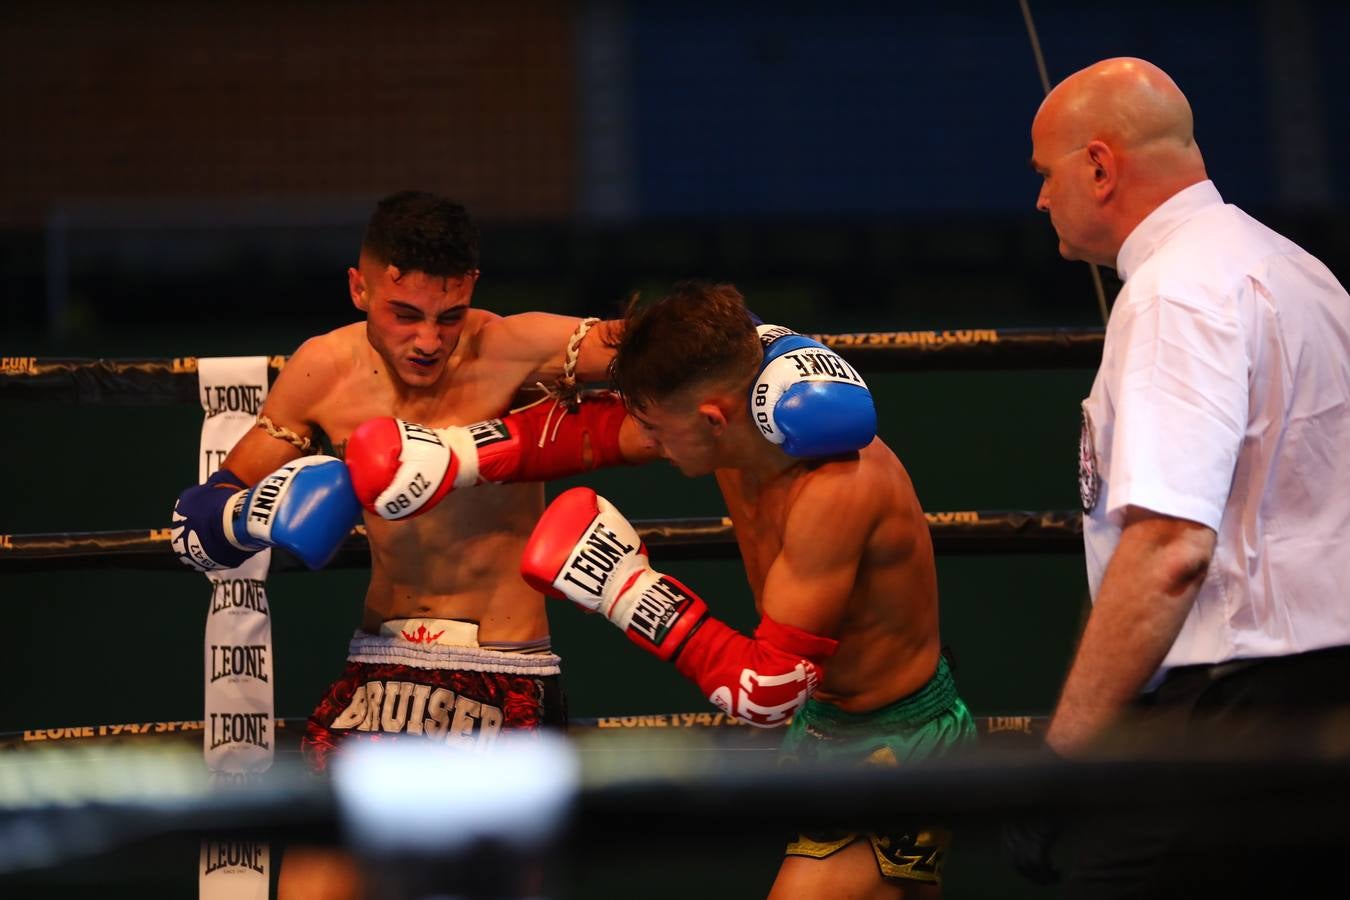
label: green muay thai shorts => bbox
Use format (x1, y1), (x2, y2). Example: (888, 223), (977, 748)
(780, 656), (977, 885)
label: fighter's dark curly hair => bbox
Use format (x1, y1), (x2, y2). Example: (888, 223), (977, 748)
(361, 190), (479, 277)
(608, 281), (760, 412)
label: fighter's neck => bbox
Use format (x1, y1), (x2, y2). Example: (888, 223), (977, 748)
(721, 427), (802, 483)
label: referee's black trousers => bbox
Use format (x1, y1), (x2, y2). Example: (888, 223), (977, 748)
(1058, 643), (1350, 900)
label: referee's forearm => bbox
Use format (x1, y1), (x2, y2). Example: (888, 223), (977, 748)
(1047, 515), (1213, 755)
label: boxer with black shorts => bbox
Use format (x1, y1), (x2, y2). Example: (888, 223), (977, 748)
(171, 191), (650, 899)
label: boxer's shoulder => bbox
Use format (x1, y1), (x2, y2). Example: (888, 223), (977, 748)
(282, 326), (363, 381)
(263, 335), (340, 416)
(787, 457), (883, 531)
(852, 439), (924, 514)
(262, 328), (368, 437)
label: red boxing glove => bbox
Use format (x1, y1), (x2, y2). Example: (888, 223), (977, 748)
(348, 390), (630, 521)
(522, 487), (838, 726)
(673, 616), (838, 728)
(520, 485), (705, 658)
(346, 418), (458, 520)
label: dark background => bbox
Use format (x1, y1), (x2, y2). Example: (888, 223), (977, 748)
(2, 1), (1347, 897)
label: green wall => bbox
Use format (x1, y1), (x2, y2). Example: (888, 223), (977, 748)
(0, 365), (1091, 731)
(0, 323), (1090, 899)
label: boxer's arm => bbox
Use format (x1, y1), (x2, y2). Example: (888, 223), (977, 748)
(349, 391), (655, 520)
(220, 427), (304, 487)
(477, 312), (622, 384)
(221, 335), (333, 482)
(171, 335), (342, 572)
(672, 467), (870, 725)
(756, 463), (875, 638)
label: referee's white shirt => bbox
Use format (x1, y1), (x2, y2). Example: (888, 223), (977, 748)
(1079, 180), (1350, 687)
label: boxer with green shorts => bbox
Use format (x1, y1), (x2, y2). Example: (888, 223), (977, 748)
(780, 656), (977, 885)
(523, 283), (972, 899)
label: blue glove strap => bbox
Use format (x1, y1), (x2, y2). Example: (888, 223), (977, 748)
(204, 467), (246, 490)
(172, 467), (253, 571)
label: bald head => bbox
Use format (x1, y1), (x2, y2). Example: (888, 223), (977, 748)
(1030, 58), (1208, 267)
(1038, 58), (1199, 157)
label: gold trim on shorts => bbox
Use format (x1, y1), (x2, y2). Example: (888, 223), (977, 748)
(786, 828), (947, 884)
(787, 747), (946, 885)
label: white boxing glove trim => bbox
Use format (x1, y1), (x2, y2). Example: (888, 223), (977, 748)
(371, 423), (452, 520)
(239, 455), (340, 541)
(756, 323), (797, 345)
(751, 352), (865, 445)
(435, 424), (484, 489)
(220, 488), (253, 552)
(603, 569), (667, 633)
(548, 498), (648, 618)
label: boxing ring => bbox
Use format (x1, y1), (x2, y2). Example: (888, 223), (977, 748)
(4, 326), (1350, 899)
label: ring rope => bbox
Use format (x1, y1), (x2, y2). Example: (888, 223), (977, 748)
(0, 326), (1105, 403)
(0, 712), (1046, 752)
(3, 721), (1348, 874)
(0, 510), (1083, 573)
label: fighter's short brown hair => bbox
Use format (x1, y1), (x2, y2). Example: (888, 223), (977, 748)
(609, 281), (762, 411)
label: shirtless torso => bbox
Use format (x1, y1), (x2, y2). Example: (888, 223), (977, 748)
(222, 308), (618, 642)
(536, 283), (973, 899)
(717, 439), (941, 713)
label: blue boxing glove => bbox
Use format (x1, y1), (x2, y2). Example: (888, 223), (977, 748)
(750, 325), (877, 457)
(171, 456), (362, 572)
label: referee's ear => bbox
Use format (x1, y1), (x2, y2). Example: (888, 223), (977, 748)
(1086, 140), (1117, 202)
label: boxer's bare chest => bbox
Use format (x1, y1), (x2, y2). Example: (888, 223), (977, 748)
(300, 339), (543, 582)
(314, 358), (526, 455)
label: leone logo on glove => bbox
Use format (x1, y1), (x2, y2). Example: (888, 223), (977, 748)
(625, 577), (696, 645)
(398, 420), (443, 447)
(241, 466), (300, 532)
(709, 663), (816, 728)
(172, 508), (226, 571)
(465, 418), (512, 450)
(749, 325), (876, 457)
(779, 349), (864, 384)
(757, 325), (796, 347)
(560, 521), (638, 598)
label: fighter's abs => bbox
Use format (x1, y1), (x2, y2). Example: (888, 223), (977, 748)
(361, 482), (548, 635)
